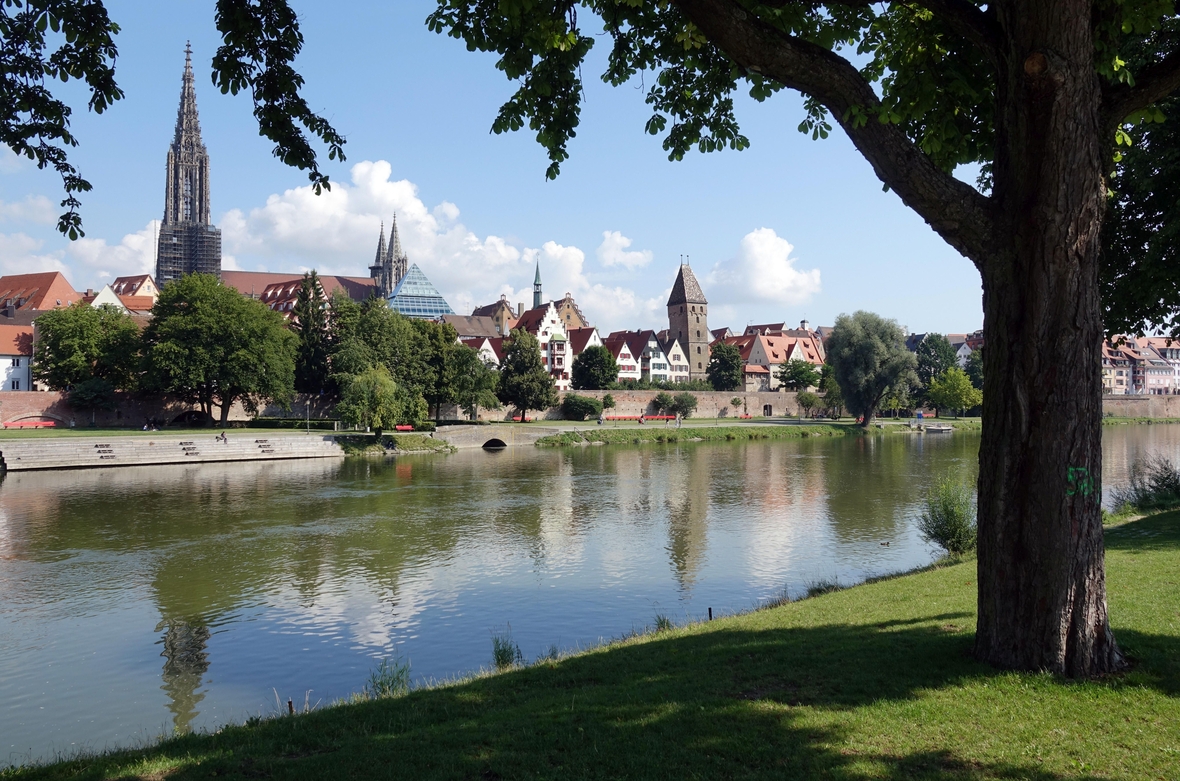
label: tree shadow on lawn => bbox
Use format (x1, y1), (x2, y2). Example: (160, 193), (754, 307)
(34, 615), (1163, 781)
(1105, 509), (1180, 552)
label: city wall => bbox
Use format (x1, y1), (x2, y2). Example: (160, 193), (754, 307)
(447, 390), (805, 422)
(2, 390), (1175, 429)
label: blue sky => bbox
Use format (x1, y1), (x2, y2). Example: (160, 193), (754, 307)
(0, 0), (983, 335)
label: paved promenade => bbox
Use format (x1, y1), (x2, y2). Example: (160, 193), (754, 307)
(0, 432), (343, 471)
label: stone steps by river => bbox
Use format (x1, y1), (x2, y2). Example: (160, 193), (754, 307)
(0, 433), (343, 471)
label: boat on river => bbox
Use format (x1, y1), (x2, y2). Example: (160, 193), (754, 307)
(923, 424), (954, 433)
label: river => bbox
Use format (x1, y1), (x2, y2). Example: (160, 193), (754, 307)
(1, 425), (1177, 764)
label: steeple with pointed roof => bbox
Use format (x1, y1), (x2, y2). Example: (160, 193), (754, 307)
(533, 260), (543, 309)
(156, 42), (221, 285)
(369, 222), (389, 295)
(667, 262), (710, 382)
(386, 214), (408, 287)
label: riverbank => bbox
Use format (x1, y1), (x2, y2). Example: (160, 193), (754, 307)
(7, 510), (1175, 779)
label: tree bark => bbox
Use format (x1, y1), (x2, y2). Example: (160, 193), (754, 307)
(973, 0), (1123, 676)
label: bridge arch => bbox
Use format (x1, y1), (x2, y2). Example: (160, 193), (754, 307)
(482, 438), (508, 450)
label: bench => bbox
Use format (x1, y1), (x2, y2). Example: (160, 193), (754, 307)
(604, 415), (641, 421)
(394, 425), (414, 432)
(511, 417), (533, 422)
(3, 420), (57, 429)
(647, 415), (676, 420)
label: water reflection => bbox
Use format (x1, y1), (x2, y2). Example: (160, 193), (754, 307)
(2, 426), (1177, 762)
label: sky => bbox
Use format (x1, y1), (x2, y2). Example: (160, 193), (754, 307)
(0, 0), (984, 335)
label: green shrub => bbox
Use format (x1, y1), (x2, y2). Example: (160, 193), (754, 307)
(1111, 454), (1180, 513)
(602, 393), (616, 410)
(561, 393), (603, 421)
(365, 654), (411, 698)
(652, 392), (674, 414)
(492, 628), (524, 670)
(669, 392), (698, 418)
(917, 475), (977, 555)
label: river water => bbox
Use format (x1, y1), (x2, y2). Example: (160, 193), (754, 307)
(2, 425), (1178, 764)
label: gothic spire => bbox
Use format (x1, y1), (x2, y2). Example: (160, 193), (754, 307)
(532, 259), (543, 309)
(387, 214), (405, 263)
(173, 42), (204, 149)
(374, 221), (387, 265)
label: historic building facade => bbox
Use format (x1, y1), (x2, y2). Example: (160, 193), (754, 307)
(667, 264), (710, 382)
(156, 45), (222, 285)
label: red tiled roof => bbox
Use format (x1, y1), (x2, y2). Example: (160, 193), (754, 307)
(566, 327), (598, 356)
(118, 295), (155, 311)
(0, 272), (79, 311)
(607, 330), (656, 363)
(110, 275), (155, 296)
(745, 365), (771, 374)
(513, 305), (551, 335)
(222, 271), (376, 302)
(443, 315), (501, 339)
(601, 337), (633, 361)
(0, 324), (34, 355)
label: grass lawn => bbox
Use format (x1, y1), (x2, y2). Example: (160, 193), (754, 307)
(5, 513), (1178, 780)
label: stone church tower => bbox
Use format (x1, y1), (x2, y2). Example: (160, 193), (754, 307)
(667, 263), (710, 382)
(369, 214), (408, 298)
(156, 43), (222, 285)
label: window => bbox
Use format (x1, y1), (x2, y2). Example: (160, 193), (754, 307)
(11, 358), (18, 367)
(696, 330), (701, 338)
(10, 379), (18, 390)
(696, 346), (701, 354)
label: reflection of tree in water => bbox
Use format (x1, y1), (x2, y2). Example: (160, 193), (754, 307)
(155, 618), (210, 734)
(664, 447), (712, 592)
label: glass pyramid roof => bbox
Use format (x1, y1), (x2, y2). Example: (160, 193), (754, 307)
(386, 264), (454, 319)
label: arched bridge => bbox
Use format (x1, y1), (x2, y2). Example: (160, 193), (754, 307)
(435, 425), (562, 449)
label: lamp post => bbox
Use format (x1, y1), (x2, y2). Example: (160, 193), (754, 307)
(305, 399), (310, 435)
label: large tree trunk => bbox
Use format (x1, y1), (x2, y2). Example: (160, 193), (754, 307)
(974, 0), (1123, 676)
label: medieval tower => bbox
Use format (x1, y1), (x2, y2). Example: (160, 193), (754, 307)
(369, 214), (409, 298)
(156, 43), (222, 285)
(667, 263), (710, 382)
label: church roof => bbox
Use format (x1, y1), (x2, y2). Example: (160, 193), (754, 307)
(667, 264), (707, 306)
(442, 314), (501, 339)
(387, 264), (454, 319)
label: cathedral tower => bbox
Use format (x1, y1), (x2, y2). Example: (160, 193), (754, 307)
(532, 261), (543, 310)
(667, 263), (710, 382)
(370, 214), (408, 298)
(156, 43), (222, 285)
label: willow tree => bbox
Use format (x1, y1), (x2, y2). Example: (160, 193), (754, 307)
(423, 0), (1180, 677)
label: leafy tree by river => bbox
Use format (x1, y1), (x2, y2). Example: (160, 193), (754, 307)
(825, 312), (917, 427)
(32, 303), (140, 391)
(706, 343), (743, 392)
(142, 274), (296, 425)
(292, 272), (329, 395)
(497, 329), (557, 421)
(571, 345), (618, 390)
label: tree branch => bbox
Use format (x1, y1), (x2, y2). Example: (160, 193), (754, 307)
(758, 0), (1001, 68)
(677, 0), (994, 265)
(1103, 49), (1180, 131)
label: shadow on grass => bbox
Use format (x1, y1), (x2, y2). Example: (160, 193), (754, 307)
(1105, 509), (1180, 552)
(14, 615), (1151, 780)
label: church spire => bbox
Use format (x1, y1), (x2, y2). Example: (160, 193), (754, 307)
(386, 213), (408, 290)
(157, 43), (221, 286)
(533, 260), (543, 309)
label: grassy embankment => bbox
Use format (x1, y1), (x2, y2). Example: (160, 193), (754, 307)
(334, 433), (454, 455)
(536, 419), (986, 445)
(6, 511), (1177, 780)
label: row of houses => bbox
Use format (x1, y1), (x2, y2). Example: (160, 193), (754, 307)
(1103, 337), (1180, 395)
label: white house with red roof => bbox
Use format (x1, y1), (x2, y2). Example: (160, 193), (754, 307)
(566, 327), (603, 360)
(0, 324), (33, 390)
(514, 302), (571, 390)
(607, 330), (673, 383)
(602, 337), (641, 383)
(460, 337), (502, 367)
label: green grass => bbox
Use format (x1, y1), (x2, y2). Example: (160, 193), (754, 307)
(6, 512), (1178, 779)
(335, 434), (454, 455)
(537, 423), (855, 446)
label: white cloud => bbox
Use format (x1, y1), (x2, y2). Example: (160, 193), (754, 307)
(596, 230), (653, 270)
(707, 228), (821, 307)
(220, 160), (664, 332)
(65, 221), (159, 281)
(0, 232), (67, 276)
(0, 195), (56, 225)
(0, 146), (28, 174)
